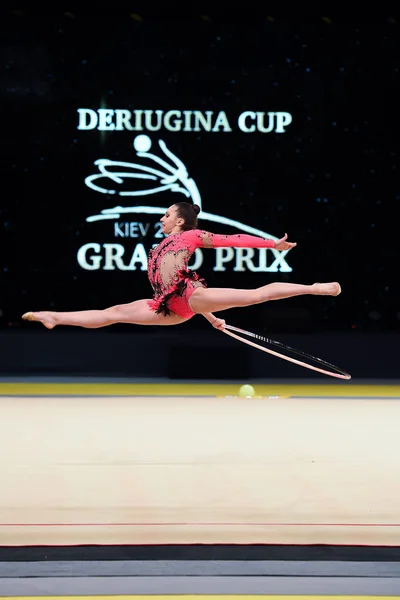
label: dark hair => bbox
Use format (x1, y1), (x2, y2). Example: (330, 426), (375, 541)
(174, 202), (200, 231)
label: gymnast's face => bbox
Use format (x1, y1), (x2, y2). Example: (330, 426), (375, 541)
(160, 205), (184, 235)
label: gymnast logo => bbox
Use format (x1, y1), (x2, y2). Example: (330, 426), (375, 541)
(78, 135), (293, 273)
(85, 135), (202, 223)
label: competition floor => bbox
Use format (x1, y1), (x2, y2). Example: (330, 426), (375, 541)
(1, 379), (400, 597)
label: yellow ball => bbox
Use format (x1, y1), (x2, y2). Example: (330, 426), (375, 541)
(239, 384), (255, 398)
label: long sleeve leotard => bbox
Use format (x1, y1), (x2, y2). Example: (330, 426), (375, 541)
(147, 229), (276, 316)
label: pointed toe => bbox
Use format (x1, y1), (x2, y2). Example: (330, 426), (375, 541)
(334, 283), (341, 296)
(22, 312), (37, 322)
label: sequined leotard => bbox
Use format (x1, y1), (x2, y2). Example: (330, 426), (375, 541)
(147, 229), (276, 319)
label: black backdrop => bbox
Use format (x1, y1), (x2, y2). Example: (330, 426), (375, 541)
(1, 12), (399, 377)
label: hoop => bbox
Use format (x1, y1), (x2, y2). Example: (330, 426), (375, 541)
(222, 324), (351, 380)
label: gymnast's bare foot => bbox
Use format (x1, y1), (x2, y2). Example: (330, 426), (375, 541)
(21, 311), (57, 329)
(313, 282), (341, 296)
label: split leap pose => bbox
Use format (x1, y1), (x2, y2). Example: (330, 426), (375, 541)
(22, 202), (340, 331)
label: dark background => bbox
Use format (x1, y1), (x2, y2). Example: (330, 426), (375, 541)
(1, 11), (399, 378)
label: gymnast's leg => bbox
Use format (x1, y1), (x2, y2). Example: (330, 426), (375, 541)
(21, 300), (189, 329)
(189, 281), (341, 314)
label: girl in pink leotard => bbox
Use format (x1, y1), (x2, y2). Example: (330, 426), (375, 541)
(147, 227), (276, 320)
(21, 202), (340, 331)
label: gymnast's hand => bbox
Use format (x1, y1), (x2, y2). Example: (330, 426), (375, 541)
(274, 233), (297, 251)
(212, 317), (226, 330)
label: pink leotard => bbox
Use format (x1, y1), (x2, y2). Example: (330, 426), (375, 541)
(147, 229), (276, 319)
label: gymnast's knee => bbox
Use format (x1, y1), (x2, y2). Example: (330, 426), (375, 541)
(249, 288), (264, 305)
(103, 305), (124, 323)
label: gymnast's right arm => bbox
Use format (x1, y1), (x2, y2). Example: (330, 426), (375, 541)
(182, 229), (296, 251)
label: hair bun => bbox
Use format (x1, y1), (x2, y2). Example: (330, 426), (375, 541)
(192, 204), (200, 215)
